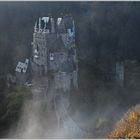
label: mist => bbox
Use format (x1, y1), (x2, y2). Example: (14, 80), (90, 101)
(0, 1), (140, 138)
(6, 89), (125, 138)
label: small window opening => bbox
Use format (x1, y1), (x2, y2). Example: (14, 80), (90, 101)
(50, 53), (54, 61)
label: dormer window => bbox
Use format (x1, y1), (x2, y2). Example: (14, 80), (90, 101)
(50, 53), (54, 61)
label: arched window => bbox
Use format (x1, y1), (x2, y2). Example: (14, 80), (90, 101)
(50, 53), (54, 60)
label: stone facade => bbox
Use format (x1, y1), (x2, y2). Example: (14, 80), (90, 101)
(31, 15), (78, 93)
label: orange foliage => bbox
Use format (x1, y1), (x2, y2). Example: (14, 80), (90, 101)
(108, 105), (140, 139)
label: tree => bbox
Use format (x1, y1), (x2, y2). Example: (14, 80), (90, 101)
(108, 104), (140, 139)
(0, 86), (32, 137)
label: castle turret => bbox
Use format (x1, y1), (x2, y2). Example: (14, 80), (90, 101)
(42, 17), (50, 33)
(57, 17), (62, 26)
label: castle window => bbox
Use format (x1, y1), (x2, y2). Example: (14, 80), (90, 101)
(50, 53), (54, 61)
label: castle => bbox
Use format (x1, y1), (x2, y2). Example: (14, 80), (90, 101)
(14, 15), (124, 91)
(29, 15), (78, 94)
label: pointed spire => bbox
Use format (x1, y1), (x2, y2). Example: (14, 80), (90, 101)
(39, 17), (42, 32)
(46, 17), (49, 23)
(57, 18), (62, 26)
(42, 17), (49, 23)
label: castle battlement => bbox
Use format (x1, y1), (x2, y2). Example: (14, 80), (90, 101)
(34, 16), (75, 36)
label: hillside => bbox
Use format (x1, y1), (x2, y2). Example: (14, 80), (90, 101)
(109, 104), (140, 139)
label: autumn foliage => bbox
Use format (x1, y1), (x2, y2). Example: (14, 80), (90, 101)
(108, 105), (140, 139)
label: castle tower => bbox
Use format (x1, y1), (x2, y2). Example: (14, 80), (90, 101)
(31, 15), (78, 93)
